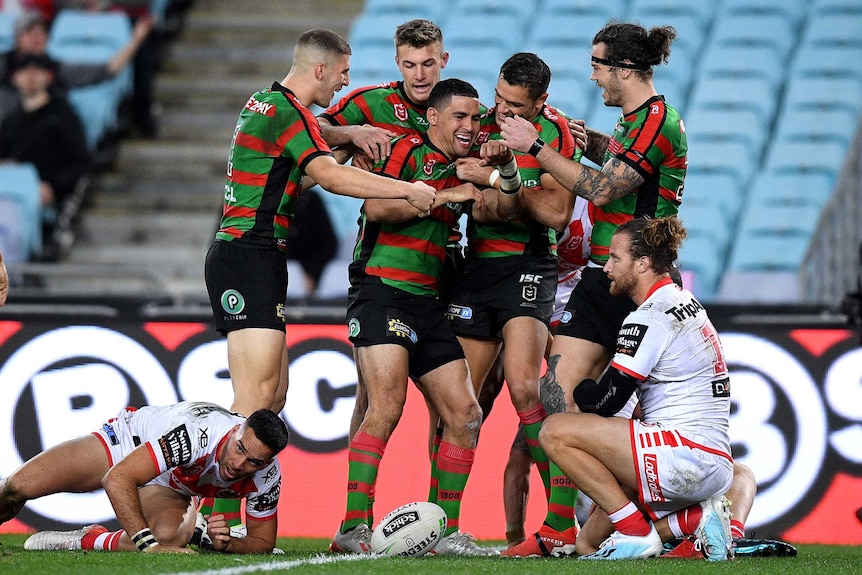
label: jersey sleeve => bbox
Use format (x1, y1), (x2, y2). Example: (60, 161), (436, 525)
(610, 310), (673, 381)
(319, 86), (373, 126)
(244, 462), (282, 521)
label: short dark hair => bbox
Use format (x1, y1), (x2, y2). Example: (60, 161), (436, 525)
(245, 409), (290, 454)
(615, 216), (687, 275)
(499, 52), (551, 101)
(296, 28), (351, 57)
(593, 21), (676, 79)
(394, 19), (443, 50)
(427, 78), (478, 111)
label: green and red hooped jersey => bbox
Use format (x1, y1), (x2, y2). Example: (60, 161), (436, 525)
(467, 103), (582, 259)
(319, 81), (431, 136)
(350, 133), (469, 297)
(591, 95), (687, 263)
(215, 83), (334, 251)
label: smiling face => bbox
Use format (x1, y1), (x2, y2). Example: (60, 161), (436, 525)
(314, 53), (350, 108)
(493, 77), (546, 125)
(396, 42), (448, 104)
(218, 424), (275, 482)
(590, 42), (624, 108)
(427, 94), (480, 159)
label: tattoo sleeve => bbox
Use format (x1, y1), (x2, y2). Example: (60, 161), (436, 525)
(539, 354), (566, 415)
(573, 158), (643, 205)
(584, 128), (610, 165)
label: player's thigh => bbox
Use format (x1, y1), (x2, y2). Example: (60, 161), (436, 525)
(419, 359), (479, 426)
(7, 434), (110, 498)
(456, 335), (501, 394)
(226, 328), (287, 385)
(140, 485), (196, 546)
(355, 343), (410, 409)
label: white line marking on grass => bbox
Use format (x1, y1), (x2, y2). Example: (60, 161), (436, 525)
(163, 553), (377, 575)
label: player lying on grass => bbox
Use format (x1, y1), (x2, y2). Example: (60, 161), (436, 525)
(0, 402), (288, 554)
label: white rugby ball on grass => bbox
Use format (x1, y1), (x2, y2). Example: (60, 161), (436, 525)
(370, 501), (447, 557)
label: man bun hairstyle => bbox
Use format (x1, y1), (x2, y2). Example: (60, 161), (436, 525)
(593, 21), (676, 78)
(246, 409), (290, 454)
(427, 77), (478, 111)
(617, 216), (687, 275)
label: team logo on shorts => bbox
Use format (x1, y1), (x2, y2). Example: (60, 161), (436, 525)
(221, 289), (245, 314)
(387, 318), (418, 343)
(348, 318), (361, 338)
(561, 311), (572, 324)
(522, 285), (537, 302)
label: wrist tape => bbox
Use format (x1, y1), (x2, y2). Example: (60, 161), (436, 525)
(132, 528), (159, 551)
(498, 157), (521, 195)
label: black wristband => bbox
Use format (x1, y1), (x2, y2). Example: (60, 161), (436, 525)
(528, 137), (545, 157)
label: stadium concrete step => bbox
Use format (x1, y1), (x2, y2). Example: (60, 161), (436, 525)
(45, 0), (364, 304)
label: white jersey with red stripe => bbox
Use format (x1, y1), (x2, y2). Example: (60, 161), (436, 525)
(610, 279), (731, 456)
(552, 197), (593, 323)
(96, 401), (281, 522)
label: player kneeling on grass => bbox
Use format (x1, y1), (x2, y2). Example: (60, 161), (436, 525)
(0, 401), (288, 554)
(540, 216), (734, 561)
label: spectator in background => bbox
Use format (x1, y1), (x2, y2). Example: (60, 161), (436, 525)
(0, 52), (90, 259)
(0, 9), (155, 132)
(286, 187), (337, 296)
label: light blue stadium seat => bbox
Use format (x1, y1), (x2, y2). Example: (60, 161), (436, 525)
(791, 45), (862, 81)
(698, 44), (785, 90)
(349, 44), (398, 81)
(684, 108), (766, 158)
(542, 0), (628, 21)
(349, 13), (409, 50)
(546, 77), (593, 120)
(450, 0), (538, 24)
(782, 76), (862, 115)
(710, 14), (797, 56)
(585, 98), (621, 135)
(361, 0), (449, 23)
(679, 203), (731, 246)
(525, 13), (610, 57)
(688, 76), (777, 120)
(718, 0), (808, 25)
(623, 11), (703, 63)
(747, 172), (835, 210)
(525, 44), (592, 82)
(685, 141), (754, 188)
(773, 108), (859, 147)
(763, 140), (849, 178)
(726, 232), (812, 273)
(0, 10), (17, 53)
(811, 0), (862, 15)
(802, 13), (862, 47)
(736, 200), (823, 240)
(678, 235), (725, 301)
(444, 12), (524, 54)
(681, 171), (743, 221)
(0, 163), (42, 261)
(627, 0), (716, 28)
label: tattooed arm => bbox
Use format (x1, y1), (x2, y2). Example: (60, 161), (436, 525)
(539, 354), (567, 415)
(584, 127), (610, 166)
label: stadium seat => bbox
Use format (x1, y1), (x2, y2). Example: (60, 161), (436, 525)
(782, 76), (862, 115)
(718, 0), (808, 25)
(802, 13), (862, 48)
(684, 109), (766, 157)
(726, 232), (812, 273)
(542, 0), (627, 21)
(811, 0), (862, 15)
(710, 14), (797, 56)
(736, 200), (823, 240)
(0, 163), (42, 261)
(525, 44), (591, 83)
(681, 171), (744, 221)
(0, 10), (16, 53)
(688, 76), (777, 120)
(679, 203), (731, 246)
(525, 13), (610, 58)
(685, 141), (754, 187)
(450, 0), (538, 24)
(790, 45), (862, 82)
(773, 108), (859, 147)
(349, 44), (398, 81)
(627, 0), (716, 29)
(747, 172), (836, 209)
(623, 11), (704, 63)
(444, 12), (524, 54)
(360, 0), (449, 23)
(698, 44), (786, 90)
(763, 140), (850, 178)
(349, 12), (410, 50)
(546, 76), (593, 121)
(677, 235), (725, 301)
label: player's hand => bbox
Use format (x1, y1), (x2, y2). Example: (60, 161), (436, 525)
(499, 115), (540, 153)
(440, 183), (485, 211)
(351, 126), (396, 163)
(405, 181), (436, 214)
(455, 157), (494, 186)
(569, 118), (587, 151)
(351, 150), (375, 172)
(478, 140), (514, 166)
(205, 513), (232, 552)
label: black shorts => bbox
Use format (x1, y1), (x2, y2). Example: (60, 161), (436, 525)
(204, 241), (288, 334)
(446, 254), (556, 339)
(554, 265), (636, 357)
(347, 284), (464, 380)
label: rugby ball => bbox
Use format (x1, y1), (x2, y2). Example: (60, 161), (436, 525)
(370, 501), (447, 557)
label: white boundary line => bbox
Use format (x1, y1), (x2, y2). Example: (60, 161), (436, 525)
(163, 553), (378, 575)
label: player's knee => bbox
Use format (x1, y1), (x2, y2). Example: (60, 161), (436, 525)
(152, 524), (192, 548)
(538, 413), (567, 453)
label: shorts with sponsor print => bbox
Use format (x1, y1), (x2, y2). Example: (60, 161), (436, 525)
(554, 265), (636, 357)
(205, 241), (287, 334)
(347, 284), (464, 380)
(446, 254), (556, 338)
(629, 419), (734, 521)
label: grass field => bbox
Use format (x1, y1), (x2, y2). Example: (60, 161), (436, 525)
(1, 535), (860, 575)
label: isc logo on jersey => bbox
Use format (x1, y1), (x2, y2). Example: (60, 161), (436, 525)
(616, 323), (648, 356)
(370, 501), (447, 557)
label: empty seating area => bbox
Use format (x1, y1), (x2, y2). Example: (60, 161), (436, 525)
(338, 0), (862, 302)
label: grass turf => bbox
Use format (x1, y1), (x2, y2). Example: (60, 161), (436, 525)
(1, 535), (860, 575)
